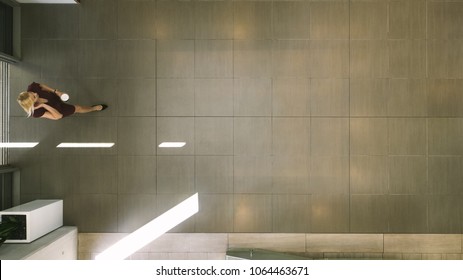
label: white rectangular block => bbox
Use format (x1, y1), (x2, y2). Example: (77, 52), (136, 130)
(0, 200), (63, 243)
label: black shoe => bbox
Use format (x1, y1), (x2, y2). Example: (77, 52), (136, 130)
(93, 104), (108, 111)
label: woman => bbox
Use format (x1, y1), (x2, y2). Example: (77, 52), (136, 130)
(17, 82), (107, 120)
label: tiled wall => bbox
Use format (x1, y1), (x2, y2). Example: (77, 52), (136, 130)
(9, 0), (463, 234)
(78, 233), (463, 260)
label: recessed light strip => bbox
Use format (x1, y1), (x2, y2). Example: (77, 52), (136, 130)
(158, 142), (186, 148)
(0, 142), (39, 148)
(57, 143), (115, 148)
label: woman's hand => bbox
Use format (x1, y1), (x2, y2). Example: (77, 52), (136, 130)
(39, 83), (64, 98)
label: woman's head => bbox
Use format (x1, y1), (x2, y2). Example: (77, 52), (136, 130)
(17, 91), (38, 117)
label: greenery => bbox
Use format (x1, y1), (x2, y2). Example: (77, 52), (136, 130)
(0, 216), (19, 247)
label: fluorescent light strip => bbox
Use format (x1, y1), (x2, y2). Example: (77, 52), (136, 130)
(0, 142), (39, 148)
(95, 193), (199, 260)
(57, 143), (115, 148)
(158, 142), (186, 148)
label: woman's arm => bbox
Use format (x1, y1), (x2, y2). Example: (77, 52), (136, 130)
(36, 103), (63, 120)
(39, 83), (64, 98)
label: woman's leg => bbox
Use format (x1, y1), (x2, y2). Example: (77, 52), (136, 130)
(74, 105), (103, 114)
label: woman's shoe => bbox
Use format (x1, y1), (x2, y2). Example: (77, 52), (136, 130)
(93, 104), (108, 111)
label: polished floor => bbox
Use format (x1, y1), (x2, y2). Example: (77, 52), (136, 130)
(9, 0), (463, 234)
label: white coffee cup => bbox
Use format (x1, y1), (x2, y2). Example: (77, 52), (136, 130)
(61, 93), (69, 101)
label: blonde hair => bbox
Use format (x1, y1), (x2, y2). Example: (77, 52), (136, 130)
(17, 91), (35, 117)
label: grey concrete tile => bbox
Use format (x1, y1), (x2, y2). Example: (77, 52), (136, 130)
(195, 79), (233, 116)
(389, 40), (426, 78)
(234, 117), (272, 155)
(427, 79), (463, 117)
(79, 0), (117, 39)
(40, 5), (78, 39)
(195, 40), (233, 78)
(388, 195), (428, 233)
(234, 40), (272, 78)
(272, 40), (310, 77)
(273, 1), (310, 39)
(79, 40), (117, 78)
(195, 1), (233, 39)
(350, 156), (389, 194)
(310, 79), (349, 117)
(309, 156), (349, 194)
(310, 1), (349, 39)
(155, 0), (194, 39)
(389, 156), (427, 194)
(117, 117), (157, 156)
(311, 118), (349, 156)
(195, 156), (233, 194)
(272, 117), (310, 155)
(428, 1), (463, 39)
(42, 40), (79, 78)
(11, 40), (43, 81)
(116, 40), (156, 78)
(428, 118), (463, 155)
(117, 0), (156, 39)
(350, 118), (388, 155)
(157, 79), (194, 116)
(62, 155), (117, 195)
(234, 1), (272, 39)
(309, 40), (349, 78)
(272, 195), (310, 233)
(350, 79), (389, 116)
(156, 40), (195, 78)
(117, 78), (156, 117)
(118, 156), (157, 194)
(350, 1), (388, 39)
(429, 156), (463, 195)
(273, 78), (310, 117)
(156, 156), (195, 194)
(21, 5), (42, 39)
(195, 117), (233, 155)
(428, 195), (462, 233)
(388, 118), (426, 155)
(427, 40), (463, 78)
(40, 156), (65, 198)
(350, 195), (389, 233)
(234, 156), (273, 194)
(350, 41), (389, 78)
(234, 194), (273, 232)
(64, 194), (118, 232)
(310, 194), (350, 233)
(234, 78), (272, 116)
(272, 155), (310, 194)
(389, 0), (426, 39)
(195, 194), (233, 232)
(388, 79), (427, 117)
